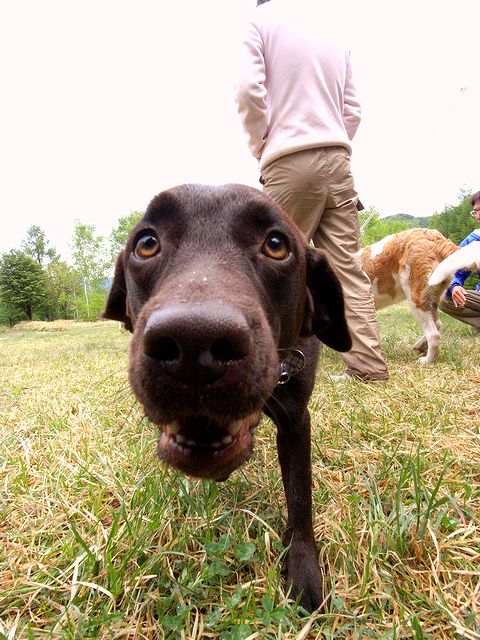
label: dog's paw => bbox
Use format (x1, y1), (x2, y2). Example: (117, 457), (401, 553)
(418, 355), (433, 365)
(284, 549), (326, 612)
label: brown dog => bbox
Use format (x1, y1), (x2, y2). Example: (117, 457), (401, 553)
(104, 183), (351, 611)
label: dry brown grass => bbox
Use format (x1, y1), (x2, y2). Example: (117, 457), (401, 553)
(10, 320), (118, 332)
(0, 308), (479, 639)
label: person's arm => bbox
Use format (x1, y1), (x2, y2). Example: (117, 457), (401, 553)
(235, 22), (268, 160)
(449, 269), (472, 307)
(450, 269), (471, 291)
(342, 51), (361, 140)
(447, 235), (475, 305)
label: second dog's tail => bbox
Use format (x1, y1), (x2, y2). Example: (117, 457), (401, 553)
(428, 241), (480, 286)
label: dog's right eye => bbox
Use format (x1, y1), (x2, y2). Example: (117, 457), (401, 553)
(135, 234), (161, 259)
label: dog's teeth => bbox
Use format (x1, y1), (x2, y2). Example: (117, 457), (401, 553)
(167, 427), (239, 451)
(227, 420), (243, 436)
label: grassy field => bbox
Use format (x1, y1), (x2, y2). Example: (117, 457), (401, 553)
(0, 309), (479, 639)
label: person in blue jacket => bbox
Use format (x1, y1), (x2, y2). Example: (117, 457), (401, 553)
(439, 191), (480, 330)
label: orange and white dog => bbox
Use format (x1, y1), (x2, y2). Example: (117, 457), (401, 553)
(362, 228), (480, 364)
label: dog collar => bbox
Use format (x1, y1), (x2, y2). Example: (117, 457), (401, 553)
(277, 348), (306, 385)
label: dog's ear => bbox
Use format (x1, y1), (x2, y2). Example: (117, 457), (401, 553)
(301, 247), (352, 352)
(102, 252), (133, 332)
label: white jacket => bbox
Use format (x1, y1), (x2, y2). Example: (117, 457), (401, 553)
(235, 1), (361, 171)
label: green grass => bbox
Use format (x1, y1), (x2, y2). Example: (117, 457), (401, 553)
(0, 309), (479, 639)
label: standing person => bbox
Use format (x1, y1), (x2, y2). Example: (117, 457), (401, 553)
(439, 192), (480, 330)
(235, 0), (388, 380)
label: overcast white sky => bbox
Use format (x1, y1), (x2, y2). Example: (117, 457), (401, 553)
(0, 0), (478, 260)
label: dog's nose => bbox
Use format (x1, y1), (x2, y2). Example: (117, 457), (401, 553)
(142, 302), (252, 385)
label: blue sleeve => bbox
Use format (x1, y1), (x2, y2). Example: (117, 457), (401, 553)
(447, 231), (480, 295)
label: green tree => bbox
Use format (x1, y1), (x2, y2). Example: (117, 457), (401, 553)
(428, 191), (475, 244)
(45, 260), (81, 319)
(0, 250), (47, 322)
(0, 295), (13, 325)
(21, 225), (59, 267)
(71, 221), (108, 320)
(359, 207), (413, 245)
(108, 210), (143, 266)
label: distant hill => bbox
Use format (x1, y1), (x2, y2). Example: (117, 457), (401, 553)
(384, 213), (430, 228)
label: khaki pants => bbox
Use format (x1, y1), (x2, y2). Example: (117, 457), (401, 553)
(262, 147), (389, 380)
(439, 291), (480, 330)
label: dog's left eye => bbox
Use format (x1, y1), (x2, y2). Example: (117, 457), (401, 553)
(261, 233), (290, 260)
(135, 234), (161, 259)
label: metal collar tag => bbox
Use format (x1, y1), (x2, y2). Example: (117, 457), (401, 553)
(277, 348), (306, 385)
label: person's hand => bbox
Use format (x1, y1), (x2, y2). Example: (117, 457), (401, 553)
(451, 285), (467, 308)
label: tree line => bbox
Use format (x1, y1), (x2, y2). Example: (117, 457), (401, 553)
(0, 211), (142, 325)
(360, 188), (476, 246)
(0, 191), (477, 326)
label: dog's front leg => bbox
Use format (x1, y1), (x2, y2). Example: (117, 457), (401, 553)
(274, 402), (325, 612)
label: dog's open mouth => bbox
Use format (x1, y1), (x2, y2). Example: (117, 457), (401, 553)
(156, 411), (261, 480)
